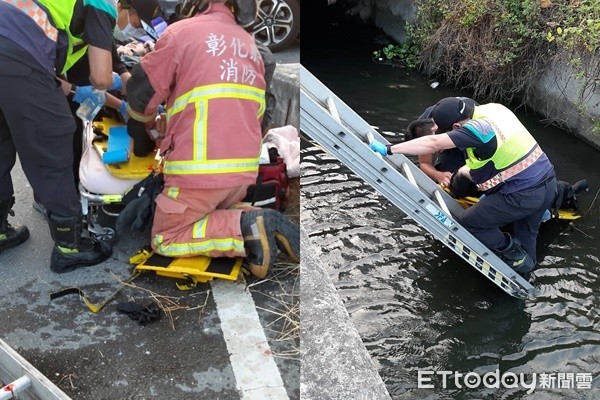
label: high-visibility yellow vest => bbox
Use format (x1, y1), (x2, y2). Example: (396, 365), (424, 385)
(465, 103), (537, 171)
(36, 0), (116, 73)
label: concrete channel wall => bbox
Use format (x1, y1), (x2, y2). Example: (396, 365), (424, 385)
(270, 63), (300, 130)
(300, 227), (391, 400)
(276, 62), (391, 397)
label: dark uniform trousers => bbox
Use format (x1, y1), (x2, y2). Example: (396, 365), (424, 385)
(0, 49), (80, 217)
(459, 175), (557, 263)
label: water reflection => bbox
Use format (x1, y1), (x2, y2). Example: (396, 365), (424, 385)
(301, 10), (600, 399)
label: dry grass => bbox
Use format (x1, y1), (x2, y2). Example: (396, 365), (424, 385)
(57, 373), (78, 389)
(247, 261), (300, 359)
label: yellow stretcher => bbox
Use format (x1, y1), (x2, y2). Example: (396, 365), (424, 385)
(86, 118), (244, 286)
(79, 117), (161, 240)
(92, 117), (159, 179)
(446, 188), (582, 221)
(131, 249), (242, 288)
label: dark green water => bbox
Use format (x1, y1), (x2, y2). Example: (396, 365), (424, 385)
(301, 6), (600, 399)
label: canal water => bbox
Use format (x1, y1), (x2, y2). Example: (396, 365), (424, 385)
(301, 6), (600, 399)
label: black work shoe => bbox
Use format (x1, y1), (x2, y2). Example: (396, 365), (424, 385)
(241, 209), (300, 278)
(0, 225), (29, 254)
(0, 196), (29, 254)
(497, 234), (535, 280)
(50, 238), (112, 273)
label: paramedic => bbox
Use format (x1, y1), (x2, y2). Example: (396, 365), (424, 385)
(0, 0), (117, 271)
(63, 0), (162, 187)
(114, 0), (160, 43)
(370, 98), (557, 279)
(126, 0), (299, 278)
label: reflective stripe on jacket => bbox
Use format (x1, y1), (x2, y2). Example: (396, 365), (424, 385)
(163, 83), (265, 177)
(141, 3), (266, 190)
(1, 0), (116, 73)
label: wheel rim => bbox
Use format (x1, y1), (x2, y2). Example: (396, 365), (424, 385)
(252, 0), (294, 48)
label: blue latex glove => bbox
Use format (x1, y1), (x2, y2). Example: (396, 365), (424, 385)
(119, 100), (128, 121)
(157, 104), (165, 114)
(72, 85), (95, 104)
(110, 72), (123, 91)
(369, 140), (388, 156)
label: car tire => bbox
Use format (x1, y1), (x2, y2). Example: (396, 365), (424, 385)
(252, 0), (300, 52)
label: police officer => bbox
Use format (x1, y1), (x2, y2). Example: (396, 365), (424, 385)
(0, 0), (119, 272)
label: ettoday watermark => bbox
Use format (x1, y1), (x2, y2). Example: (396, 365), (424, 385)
(417, 370), (593, 393)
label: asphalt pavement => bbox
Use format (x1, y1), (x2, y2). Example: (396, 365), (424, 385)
(0, 43), (300, 400)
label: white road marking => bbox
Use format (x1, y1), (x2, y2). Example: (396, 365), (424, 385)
(211, 279), (289, 400)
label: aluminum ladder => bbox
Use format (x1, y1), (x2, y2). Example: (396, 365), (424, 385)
(0, 338), (71, 400)
(300, 65), (536, 299)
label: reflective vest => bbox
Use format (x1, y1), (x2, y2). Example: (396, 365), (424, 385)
(465, 103), (537, 173)
(2, 0), (116, 73)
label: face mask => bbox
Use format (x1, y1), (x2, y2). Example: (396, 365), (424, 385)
(114, 10), (146, 41)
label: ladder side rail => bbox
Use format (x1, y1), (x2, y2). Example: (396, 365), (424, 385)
(301, 66), (465, 217)
(301, 92), (534, 298)
(300, 104), (532, 298)
(0, 339), (72, 400)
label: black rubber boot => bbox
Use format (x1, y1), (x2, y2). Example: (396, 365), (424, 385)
(127, 118), (155, 157)
(48, 213), (112, 273)
(241, 209), (299, 278)
(0, 197), (30, 254)
(497, 233), (535, 280)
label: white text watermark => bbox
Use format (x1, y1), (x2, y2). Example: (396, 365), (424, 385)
(417, 370), (593, 394)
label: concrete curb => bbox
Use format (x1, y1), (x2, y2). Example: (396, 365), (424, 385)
(300, 226), (391, 400)
(270, 63), (300, 129)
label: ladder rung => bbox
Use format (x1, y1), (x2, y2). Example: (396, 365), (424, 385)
(434, 189), (451, 216)
(0, 376), (31, 400)
(401, 162), (418, 188)
(326, 97), (341, 123)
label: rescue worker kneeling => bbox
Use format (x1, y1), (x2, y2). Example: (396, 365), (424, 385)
(125, 0), (299, 278)
(371, 98), (558, 281)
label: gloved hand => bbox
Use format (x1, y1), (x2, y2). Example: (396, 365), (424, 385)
(110, 72), (123, 91)
(119, 100), (128, 121)
(157, 104), (165, 115)
(369, 140), (388, 156)
(72, 85), (95, 104)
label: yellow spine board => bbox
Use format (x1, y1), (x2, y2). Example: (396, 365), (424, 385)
(92, 117), (160, 179)
(444, 188), (581, 221)
(132, 250), (242, 288)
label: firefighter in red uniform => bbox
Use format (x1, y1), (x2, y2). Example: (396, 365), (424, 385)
(126, 0), (299, 278)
